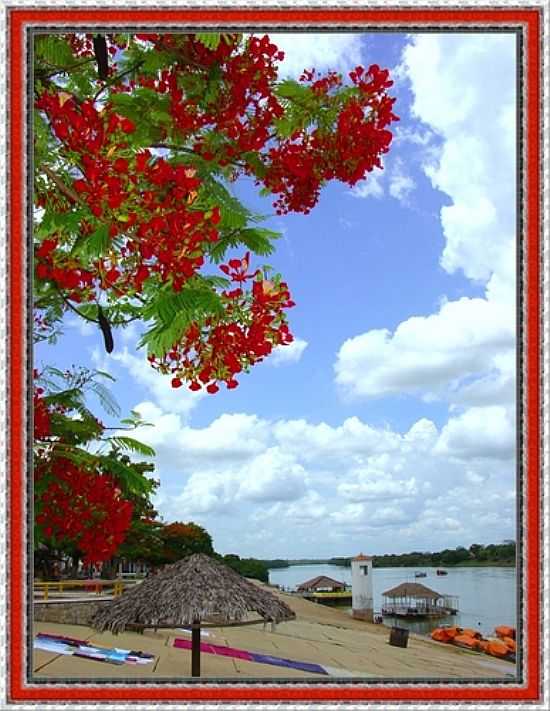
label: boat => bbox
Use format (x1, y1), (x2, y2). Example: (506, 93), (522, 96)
(414, 571), (427, 578)
(436, 569), (448, 576)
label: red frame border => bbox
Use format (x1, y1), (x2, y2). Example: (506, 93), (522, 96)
(9, 6), (542, 704)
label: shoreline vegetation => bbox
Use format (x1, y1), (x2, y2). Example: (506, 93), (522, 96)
(261, 541), (516, 571)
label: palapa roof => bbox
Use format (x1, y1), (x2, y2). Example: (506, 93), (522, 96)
(353, 552), (372, 561)
(296, 575), (346, 591)
(92, 554), (295, 634)
(382, 582), (442, 600)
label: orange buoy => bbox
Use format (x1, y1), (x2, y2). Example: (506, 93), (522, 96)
(502, 636), (516, 652)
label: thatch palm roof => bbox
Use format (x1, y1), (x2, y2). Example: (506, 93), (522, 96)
(382, 582), (442, 600)
(92, 554), (295, 634)
(296, 575), (346, 591)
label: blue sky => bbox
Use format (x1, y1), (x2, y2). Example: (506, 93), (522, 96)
(36, 32), (517, 558)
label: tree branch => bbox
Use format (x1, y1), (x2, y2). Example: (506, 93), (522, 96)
(38, 57), (96, 81)
(41, 165), (81, 204)
(92, 60), (144, 103)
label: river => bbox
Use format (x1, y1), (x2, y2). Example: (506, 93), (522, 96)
(268, 564), (517, 636)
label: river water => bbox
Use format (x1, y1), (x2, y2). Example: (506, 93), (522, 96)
(268, 564), (517, 636)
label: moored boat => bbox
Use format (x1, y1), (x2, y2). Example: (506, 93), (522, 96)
(436, 569), (448, 576)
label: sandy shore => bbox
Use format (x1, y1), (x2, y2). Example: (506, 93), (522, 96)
(32, 585), (516, 680)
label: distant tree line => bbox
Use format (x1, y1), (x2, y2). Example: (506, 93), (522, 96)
(327, 541), (516, 568)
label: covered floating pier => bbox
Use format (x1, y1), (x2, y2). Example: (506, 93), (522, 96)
(381, 582), (458, 619)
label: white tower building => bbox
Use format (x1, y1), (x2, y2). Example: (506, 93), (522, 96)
(351, 553), (374, 622)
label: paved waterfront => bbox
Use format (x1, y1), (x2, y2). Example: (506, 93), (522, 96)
(32, 585), (515, 680)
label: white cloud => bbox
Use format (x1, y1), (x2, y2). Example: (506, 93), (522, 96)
(268, 338), (308, 366)
(435, 406), (516, 461)
(67, 315), (95, 338)
(128, 400), (514, 556)
(350, 169), (385, 199)
(351, 159), (415, 205)
(238, 448), (308, 503)
(336, 34), (516, 415)
(401, 34), (516, 283)
(389, 158), (415, 203)
(111, 347), (205, 417)
(269, 33), (364, 79)
(334, 296), (514, 402)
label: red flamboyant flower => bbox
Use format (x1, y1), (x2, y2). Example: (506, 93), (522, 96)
(35, 457), (133, 564)
(35, 33), (398, 395)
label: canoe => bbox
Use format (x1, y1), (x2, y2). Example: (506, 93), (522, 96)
(486, 639), (510, 658)
(431, 626), (462, 642)
(460, 628), (482, 639)
(452, 634), (480, 650)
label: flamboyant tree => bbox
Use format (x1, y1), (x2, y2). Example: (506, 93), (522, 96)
(34, 31), (398, 394)
(33, 32), (397, 566)
(33, 366), (157, 570)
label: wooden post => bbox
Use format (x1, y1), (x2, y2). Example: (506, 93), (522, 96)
(191, 620), (201, 677)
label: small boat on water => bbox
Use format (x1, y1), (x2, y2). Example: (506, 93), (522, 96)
(415, 571), (427, 578)
(436, 569), (448, 576)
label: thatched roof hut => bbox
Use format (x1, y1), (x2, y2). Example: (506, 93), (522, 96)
(93, 554), (295, 634)
(91, 554), (295, 676)
(382, 582), (442, 600)
(296, 575), (346, 592)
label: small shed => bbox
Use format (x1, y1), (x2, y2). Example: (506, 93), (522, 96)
(381, 582), (458, 618)
(297, 575), (346, 593)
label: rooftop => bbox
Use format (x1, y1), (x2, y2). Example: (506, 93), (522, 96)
(382, 583), (445, 600)
(296, 575), (346, 591)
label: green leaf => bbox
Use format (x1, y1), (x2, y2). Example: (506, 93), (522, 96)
(275, 79), (313, 102)
(109, 93), (140, 120)
(72, 224), (109, 259)
(141, 49), (175, 73)
(89, 379), (121, 418)
(35, 36), (75, 67)
(139, 284), (224, 356)
(151, 110), (172, 125)
(100, 455), (152, 496)
(195, 33), (221, 50)
(108, 436), (155, 457)
(274, 117), (294, 139)
(238, 228), (279, 256)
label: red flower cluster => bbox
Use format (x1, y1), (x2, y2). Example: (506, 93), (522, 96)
(135, 34), (284, 157)
(130, 37), (398, 215)
(36, 33), (398, 394)
(35, 457), (133, 564)
(261, 64), (399, 214)
(149, 253), (295, 393)
(35, 236), (95, 303)
(35, 91), (220, 295)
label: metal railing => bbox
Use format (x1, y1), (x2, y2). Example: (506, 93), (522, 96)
(34, 579), (131, 600)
